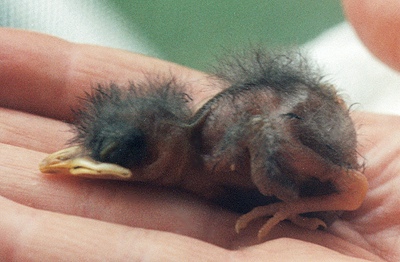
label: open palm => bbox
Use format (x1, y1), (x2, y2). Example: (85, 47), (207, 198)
(0, 26), (399, 261)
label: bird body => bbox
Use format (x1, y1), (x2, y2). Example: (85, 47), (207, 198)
(40, 49), (368, 239)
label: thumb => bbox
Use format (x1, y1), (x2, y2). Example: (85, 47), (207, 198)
(342, 0), (400, 72)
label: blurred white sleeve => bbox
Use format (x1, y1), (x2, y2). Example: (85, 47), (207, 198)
(0, 0), (159, 56)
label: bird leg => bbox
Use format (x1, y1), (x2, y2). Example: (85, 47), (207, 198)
(235, 169), (368, 240)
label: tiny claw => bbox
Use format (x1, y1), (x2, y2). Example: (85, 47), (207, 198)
(235, 218), (247, 234)
(256, 210), (291, 240)
(235, 203), (283, 234)
(235, 202), (329, 240)
(287, 214), (327, 231)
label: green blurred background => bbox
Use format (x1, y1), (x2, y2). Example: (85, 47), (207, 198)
(110, 0), (344, 71)
(0, 0), (345, 71)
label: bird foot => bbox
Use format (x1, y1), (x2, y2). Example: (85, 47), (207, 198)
(235, 202), (327, 240)
(236, 169), (368, 240)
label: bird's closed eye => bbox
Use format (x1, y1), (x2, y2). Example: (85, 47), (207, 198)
(96, 129), (148, 168)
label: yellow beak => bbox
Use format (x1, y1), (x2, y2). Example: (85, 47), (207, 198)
(39, 146), (132, 179)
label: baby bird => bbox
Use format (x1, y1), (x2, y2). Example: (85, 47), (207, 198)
(40, 49), (368, 240)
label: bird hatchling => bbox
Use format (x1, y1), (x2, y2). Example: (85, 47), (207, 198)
(39, 49), (368, 240)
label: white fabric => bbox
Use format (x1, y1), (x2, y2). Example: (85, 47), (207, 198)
(0, 0), (158, 56)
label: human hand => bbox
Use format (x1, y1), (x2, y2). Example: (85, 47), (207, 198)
(342, 0), (400, 73)
(0, 26), (399, 261)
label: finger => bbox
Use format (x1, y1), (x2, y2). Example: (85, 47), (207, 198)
(0, 108), (71, 153)
(0, 141), (248, 247)
(0, 195), (230, 261)
(0, 139), (345, 250)
(0, 110), (387, 253)
(1, 106), (384, 169)
(0, 28), (215, 121)
(0, 195), (372, 262)
(342, 0), (400, 72)
(0, 140), (383, 255)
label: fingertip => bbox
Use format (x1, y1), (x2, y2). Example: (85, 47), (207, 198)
(342, 0), (400, 72)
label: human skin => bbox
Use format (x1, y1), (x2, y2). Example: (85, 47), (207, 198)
(342, 0), (400, 72)
(1, 3), (400, 259)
